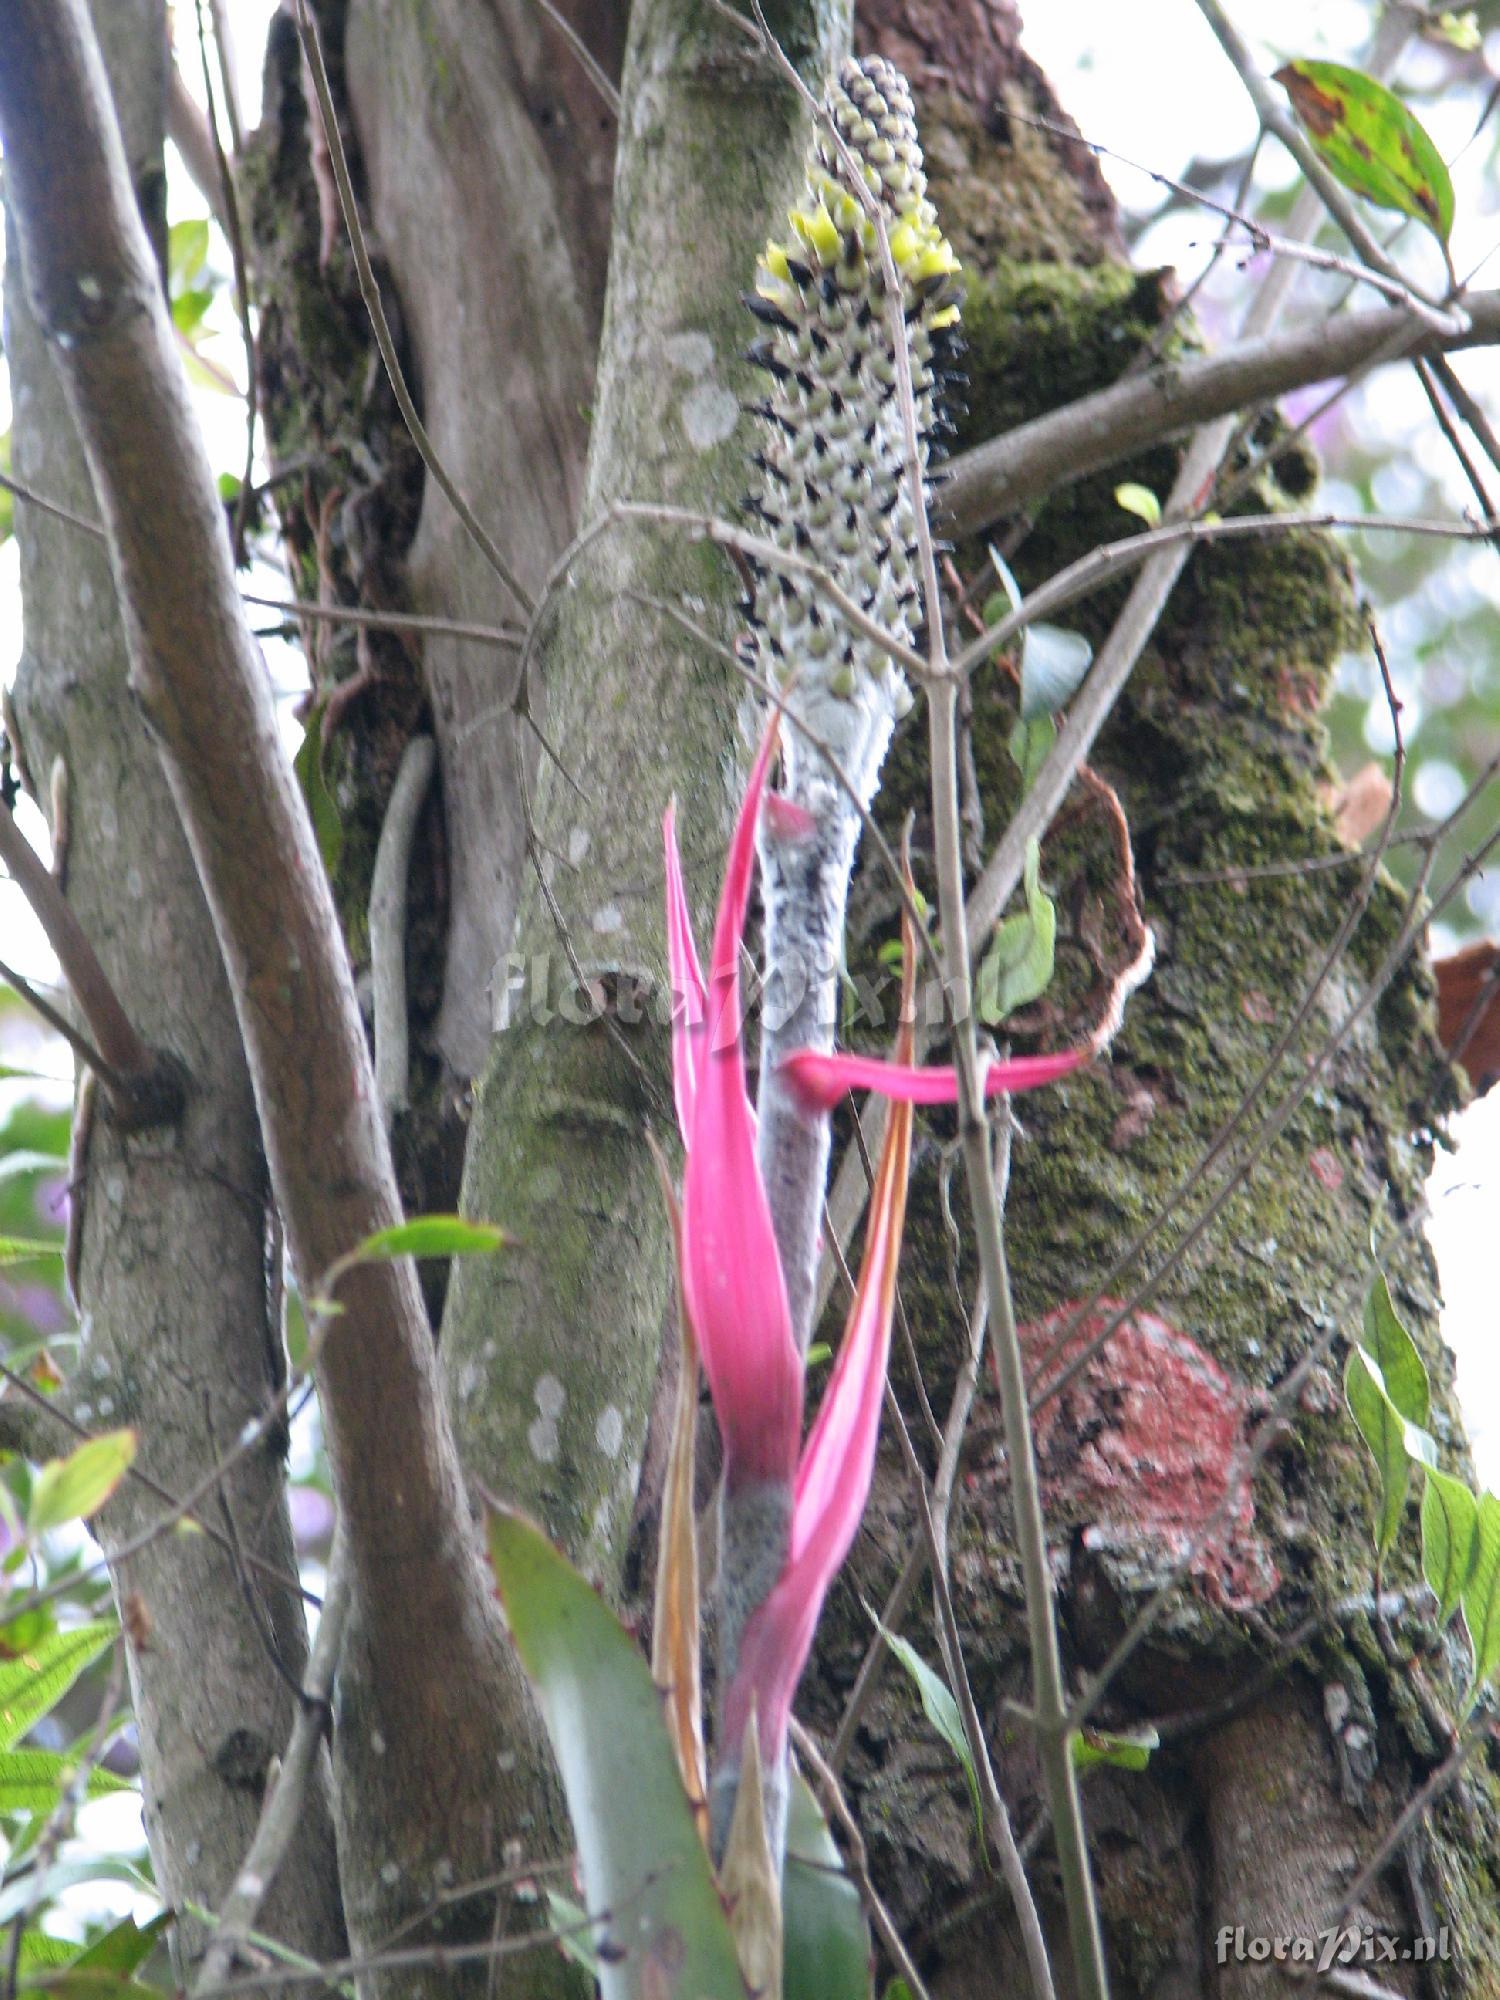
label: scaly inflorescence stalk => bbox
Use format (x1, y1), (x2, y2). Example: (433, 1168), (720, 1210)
(742, 54), (963, 1353)
(706, 52), (962, 1866)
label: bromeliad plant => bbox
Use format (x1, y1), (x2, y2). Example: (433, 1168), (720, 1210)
(486, 52), (1087, 2000)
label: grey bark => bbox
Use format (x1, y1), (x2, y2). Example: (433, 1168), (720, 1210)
(0, 7), (568, 1991)
(346, 0), (626, 1076)
(2, 0), (344, 1975)
(440, 0), (851, 1577)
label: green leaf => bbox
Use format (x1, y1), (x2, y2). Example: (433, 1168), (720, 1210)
(976, 838), (1056, 1025)
(170, 285), (214, 340)
(293, 709), (344, 878)
(1114, 482), (1161, 528)
(64, 1912), (170, 1979)
(354, 1216), (509, 1262)
(0, 1624), (118, 1751)
(985, 548), (1092, 717)
(1344, 1348), (1414, 1559)
(1273, 60), (1455, 245)
(0, 1750), (127, 1814)
(1462, 1491), (1500, 1706)
(1072, 1725), (1159, 1774)
(486, 1506), (747, 2000)
(1362, 1276), (1430, 1427)
(873, 1617), (982, 1846)
(541, 1891), (600, 1979)
(1420, 1466), (1479, 1624)
(0, 1239), (63, 1270)
(1007, 715), (1055, 796)
(16, 1933), (79, 1971)
(168, 218), (210, 285)
(29, 1433), (137, 1537)
(783, 1771), (871, 2000)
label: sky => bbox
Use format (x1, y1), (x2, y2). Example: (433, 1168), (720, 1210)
(0, 0), (1494, 1491)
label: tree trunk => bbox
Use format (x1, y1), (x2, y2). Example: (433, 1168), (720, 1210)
(2, 1), (344, 1975)
(8, 0), (1498, 1993)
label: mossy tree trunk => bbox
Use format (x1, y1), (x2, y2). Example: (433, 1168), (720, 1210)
(7, 0), (1496, 1991)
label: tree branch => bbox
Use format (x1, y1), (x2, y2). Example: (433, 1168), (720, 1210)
(0, 2), (547, 1969)
(0, 794), (176, 1120)
(939, 288), (1500, 540)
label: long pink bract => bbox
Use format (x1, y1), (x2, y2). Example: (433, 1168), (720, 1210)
(677, 723), (802, 1489)
(780, 1044), (1090, 1111)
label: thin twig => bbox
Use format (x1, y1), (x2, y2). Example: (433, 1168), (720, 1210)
(0, 795), (161, 1100)
(1027, 622), (1407, 1415)
(525, 0), (619, 115)
(194, 1543), (351, 1997)
(369, 736), (436, 1121)
(241, 592), (524, 651)
(0, 1358), (318, 1606)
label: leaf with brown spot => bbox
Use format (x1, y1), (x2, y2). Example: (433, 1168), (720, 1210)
(1274, 59), (1455, 245)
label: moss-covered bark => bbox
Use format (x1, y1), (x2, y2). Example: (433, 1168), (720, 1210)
(787, 37), (1499, 1997)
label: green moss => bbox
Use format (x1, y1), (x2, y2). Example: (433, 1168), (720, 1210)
(820, 224), (1489, 1976)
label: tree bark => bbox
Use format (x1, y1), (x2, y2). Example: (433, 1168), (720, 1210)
(10, 0), (1500, 1992)
(0, 7), (568, 1989)
(2, 2), (344, 1975)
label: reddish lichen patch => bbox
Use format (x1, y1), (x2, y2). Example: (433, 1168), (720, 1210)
(1308, 1146), (1345, 1192)
(1018, 1300), (1280, 1610)
(1240, 989), (1276, 1026)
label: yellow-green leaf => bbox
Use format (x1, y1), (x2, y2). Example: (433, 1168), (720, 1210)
(0, 1624), (117, 1750)
(354, 1215), (509, 1262)
(28, 1433), (137, 1537)
(1421, 1465), (1479, 1624)
(0, 1749), (127, 1814)
(1273, 60), (1455, 244)
(1462, 1491), (1500, 1707)
(1114, 482), (1161, 528)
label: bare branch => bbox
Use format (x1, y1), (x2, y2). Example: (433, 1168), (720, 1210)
(370, 735), (436, 1121)
(194, 1543), (351, 1997)
(0, 793), (178, 1119)
(0, 0), (530, 1927)
(939, 288), (1500, 541)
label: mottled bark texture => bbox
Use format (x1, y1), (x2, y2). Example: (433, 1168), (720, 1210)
(441, 0), (852, 1579)
(1, 2), (345, 1976)
(0, 7), (567, 1993)
(790, 12), (1500, 1998)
